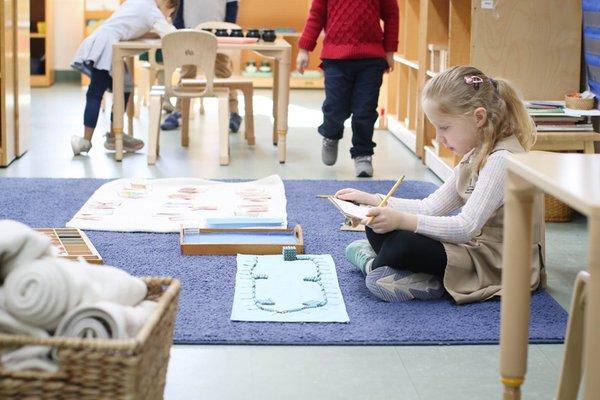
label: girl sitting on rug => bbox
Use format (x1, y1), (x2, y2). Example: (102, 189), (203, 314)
(336, 65), (542, 304)
(70, 0), (179, 156)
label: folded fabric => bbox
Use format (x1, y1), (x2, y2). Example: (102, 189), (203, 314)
(0, 220), (53, 282)
(0, 287), (50, 337)
(0, 288), (55, 372)
(3, 258), (147, 331)
(1, 345), (57, 373)
(55, 300), (157, 341)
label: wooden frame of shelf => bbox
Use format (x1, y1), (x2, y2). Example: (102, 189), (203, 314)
(30, 0), (53, 87)
(238, 0), (324, 89)
(383, 0), (583, 181)
(1, 0), (30, 166)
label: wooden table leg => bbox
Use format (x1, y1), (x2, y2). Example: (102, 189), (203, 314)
(126, 56), (135, 137)
(499, 170), (536, 400)
(272, 57), (279, 146)
(112, 50), (125, 161)
(275, 49), (290, 163)
(583, 217), (600, 399)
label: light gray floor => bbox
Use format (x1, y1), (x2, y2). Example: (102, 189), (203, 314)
(2, 83), (589, 399)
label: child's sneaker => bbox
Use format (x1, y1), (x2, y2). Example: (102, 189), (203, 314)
(71, 136), (92, 155)
(354, 155), (373, 177)
(321, 138), (339, 166)
(345, 239), (376, 276)
(229, 112), (243, 133)
(103, 133), (144, 153)
(365, 266), (444, 302)
(160, 112), (181, 130)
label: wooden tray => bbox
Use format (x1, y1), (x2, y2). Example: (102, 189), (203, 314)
(35, 228), (103, 264)
(180, 225), (304, 255)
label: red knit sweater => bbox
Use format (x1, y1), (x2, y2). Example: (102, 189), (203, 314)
(298, 0), (399, 60)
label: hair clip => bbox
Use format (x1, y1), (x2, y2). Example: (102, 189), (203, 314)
(464, 75), (484, 90)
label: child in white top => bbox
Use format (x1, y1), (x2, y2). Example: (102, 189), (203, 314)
(338, 65), (540, 304)
(70, 0), (178, 156)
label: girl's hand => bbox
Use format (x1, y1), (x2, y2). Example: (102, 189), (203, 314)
(296, 49), (309, 74)
(364, 208), (417, 234)
(335, 188), (380, 206)
(385, 52), (394, 72)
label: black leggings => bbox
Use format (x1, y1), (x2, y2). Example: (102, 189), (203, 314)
(365, 227), (448, 278)
(84, 67), (130, 129)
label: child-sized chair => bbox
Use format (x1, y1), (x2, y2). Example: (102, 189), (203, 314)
(147, 30), (231, 165)
(195, 21), (255, 145)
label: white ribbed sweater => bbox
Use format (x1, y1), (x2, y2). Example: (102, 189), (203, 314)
(384, 150), (509, 244)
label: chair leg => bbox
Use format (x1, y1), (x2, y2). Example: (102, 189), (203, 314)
(243, 85), (255, 145)
(147, 94), (162, 164)
(181, 98), (191, 147)
(199, 97), (206, 115)
(218, 93), (230, 165)
(556, 271), (589, 400)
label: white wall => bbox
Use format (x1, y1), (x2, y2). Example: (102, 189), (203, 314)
(52, 0), (84, 70)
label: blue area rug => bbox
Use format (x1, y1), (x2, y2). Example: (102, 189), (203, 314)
(0, 178), (567, 345)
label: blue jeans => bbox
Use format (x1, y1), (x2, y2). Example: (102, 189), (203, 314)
(84, 67), (130, 129)
(319, 58), (387, 158)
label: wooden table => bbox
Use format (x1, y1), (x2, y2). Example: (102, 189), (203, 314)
(111, 38), (291, 162)
(500, 152), (600, 400)
(533, 130), (600, 154)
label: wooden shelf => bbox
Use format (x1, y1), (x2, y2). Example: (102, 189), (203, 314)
(242, 74), (323, 89)
(84, 10), (114, 20)
(424, 146), (454, 181)
(2, 0), (30, 166)
(382, 0), (583, 170)
(30, 0), (53, 87)
(386, 116), (417, 153)
(238, 0), (322, 89)
(393, 54), (419, 70)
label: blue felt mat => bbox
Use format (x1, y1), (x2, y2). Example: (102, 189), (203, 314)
(0, 178), (567, 345)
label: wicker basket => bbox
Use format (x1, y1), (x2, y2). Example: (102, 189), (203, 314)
(0, 277), (180, 400)
(545, 194), (574, 222)
(565, 95), (594, 110)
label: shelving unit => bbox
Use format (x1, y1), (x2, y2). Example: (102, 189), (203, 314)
(382, 0), (583, 181)
(1, 0), (30, 166)
(237, 0), (324, 89)
(30, 0), (53, 87)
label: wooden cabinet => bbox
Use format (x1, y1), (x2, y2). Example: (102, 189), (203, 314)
(238, 0), (324, 88)
(382, 0), (582, 180)
(30, 0), (53, 87)
(1, 0), (30, 166)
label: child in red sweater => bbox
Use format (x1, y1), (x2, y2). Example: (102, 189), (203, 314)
(297, 0), (399, 177)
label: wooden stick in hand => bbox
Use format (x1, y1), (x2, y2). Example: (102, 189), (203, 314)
(365, 175), (405, 225)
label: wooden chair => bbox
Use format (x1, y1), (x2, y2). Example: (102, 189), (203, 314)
(195, 21), (255, 145)
(147, 30), (231, 165)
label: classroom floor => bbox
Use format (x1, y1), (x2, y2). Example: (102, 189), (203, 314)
(1, 83), (588, 400)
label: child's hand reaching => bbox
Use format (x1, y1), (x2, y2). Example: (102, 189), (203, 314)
(364, 207), (417, 234)
(296, 49), (309, 74)
(335, 188), (380, 206)
(385, 52), (394, 72)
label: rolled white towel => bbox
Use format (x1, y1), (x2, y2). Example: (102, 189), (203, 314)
(3, 258), (148, 331)
(3, 258), (89, 331)
(0, 220), (53, 281)
(0, 288), (55, 372)
(1, 345), (57, 373)
(55, 300), (157, 341)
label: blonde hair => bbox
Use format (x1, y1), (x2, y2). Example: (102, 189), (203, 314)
(422, 66), (536, 172)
